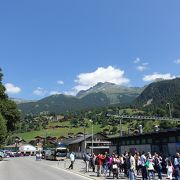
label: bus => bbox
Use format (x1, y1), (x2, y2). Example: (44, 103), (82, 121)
(44, 142), (68, 161)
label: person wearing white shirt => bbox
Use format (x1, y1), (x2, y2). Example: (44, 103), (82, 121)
(69, 152), (75, 169)
(140, 151), (147, 180)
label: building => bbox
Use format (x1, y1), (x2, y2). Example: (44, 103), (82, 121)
(62, 133), (111, 157)
(19, 144), (36, 155)
(109, 128), (180, 156)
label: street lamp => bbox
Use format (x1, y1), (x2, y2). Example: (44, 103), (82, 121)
(166, 103), (172, 118)
(119, 117), (123, 136)
(139, 124), (143, 134)
(118, 110), (123, 136)
(15, 138), (19, 153)
(89, 120), (93, 155)
(83, 123), (86, 154)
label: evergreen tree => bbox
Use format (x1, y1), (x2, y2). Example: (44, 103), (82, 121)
(0, 68), (20, 131)
(0, 113), (7, 144)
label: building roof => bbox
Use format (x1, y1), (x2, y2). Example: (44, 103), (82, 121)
(62, 133), (108, 145)
(109, 127), (180, 140)
(62, 134), (92, 145)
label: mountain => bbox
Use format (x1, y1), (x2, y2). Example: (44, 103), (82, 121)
(11, 98), (36, 104)
(18, 93), (110, 115)
(134, 78), (180, 117)
(17, 82), (143, 115)
(77, 82), (143, 104)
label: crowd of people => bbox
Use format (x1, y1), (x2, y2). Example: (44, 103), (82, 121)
(83, 151), (180, 180)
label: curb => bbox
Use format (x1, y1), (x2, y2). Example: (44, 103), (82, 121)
(55, 165), (99, 180)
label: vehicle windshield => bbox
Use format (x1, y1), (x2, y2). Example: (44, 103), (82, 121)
(56, 149), (67, 157)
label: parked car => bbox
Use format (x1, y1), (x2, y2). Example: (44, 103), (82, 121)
(0, 151), (5, 161)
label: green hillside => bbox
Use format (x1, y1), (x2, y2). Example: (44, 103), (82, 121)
(134, 78), (180, 117)
(17, 121), (102, 141)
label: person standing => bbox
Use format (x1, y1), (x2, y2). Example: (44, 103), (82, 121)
(166, 159), (173, 179)
(91, 153), (96, 172)
(140, 151), (147, 180)
(129, 152), (136, 180)
(103, 152), (109, 177)
(154, 153), (162, 180)
(146, 152), (155, 180)
(112, 154), (119, 179)
(174, 153), (180, 180)
(69, 152), (75, 169)
(84, 153), (91, 172)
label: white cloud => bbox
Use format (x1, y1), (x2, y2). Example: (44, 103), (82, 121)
(57, 80), (64, 85)
(136, 61), (149, 72)
(143, 72), (176, 82)
(134, 57), (149, 71)
(137, 65), (147, 72)
(49, 91), (61, 95)
(5, 83), (21, 94)
(174, 59), (180, 64)
(73, 66), (130, 92)
(134, 57), (140, 64)
(63, 90), (76, 96)
(33, 87), (47, 96)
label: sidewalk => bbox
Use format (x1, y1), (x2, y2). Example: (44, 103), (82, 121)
(53, 159), (168, 180)
(55, 159), (100, 179)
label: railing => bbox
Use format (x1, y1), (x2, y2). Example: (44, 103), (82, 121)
(111, 115), (180, 121)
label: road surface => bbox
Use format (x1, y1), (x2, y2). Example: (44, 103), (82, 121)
(0, 157), (91, 180)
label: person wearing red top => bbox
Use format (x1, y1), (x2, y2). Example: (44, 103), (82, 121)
(96, 154), (105, 177)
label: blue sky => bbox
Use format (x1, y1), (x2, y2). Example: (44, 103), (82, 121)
(0, 0), (180, 100)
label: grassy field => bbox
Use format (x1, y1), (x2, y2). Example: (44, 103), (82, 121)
(17, 121), (102, 142)
(17, 108), (144, 142)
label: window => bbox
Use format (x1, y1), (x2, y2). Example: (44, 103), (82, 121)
(177, 136), (180, 142)
(141, 139), (146, 144)
(121, 141), (125, 145)
(136, 140), (140, 144)
(162, 138), (167, 143)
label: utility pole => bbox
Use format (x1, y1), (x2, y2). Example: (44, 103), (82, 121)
(119, 110), (123, 136)
(83, 123), (86, 153)
(89, 119), (93, 155)
(167, 103), (172, 118)
(92, 122), (94, 155)
(119, 117), (122, 136)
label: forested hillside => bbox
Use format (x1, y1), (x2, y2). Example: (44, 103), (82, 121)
(0, 69), (20, 144)
(134, 78), (180, 117)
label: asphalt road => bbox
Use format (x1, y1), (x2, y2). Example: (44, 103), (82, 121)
(0, 157), (91, 180)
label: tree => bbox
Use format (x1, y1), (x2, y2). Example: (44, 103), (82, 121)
(0, 68), (20, 131)
(110, 126), (118, 134)
(0, 113), (7, 144)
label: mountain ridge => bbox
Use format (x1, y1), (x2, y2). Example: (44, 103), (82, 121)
(17, 82), (143, 115)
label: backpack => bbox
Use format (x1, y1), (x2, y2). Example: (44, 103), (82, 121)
(126, 157), (131, 169)
(95, 157), (99, 165)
